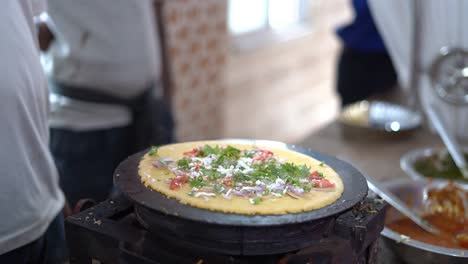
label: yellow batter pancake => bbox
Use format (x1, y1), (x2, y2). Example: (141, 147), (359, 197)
(139, 141), (344, 215)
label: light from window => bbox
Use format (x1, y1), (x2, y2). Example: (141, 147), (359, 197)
(228, 0), (268, 35)
(228, 0), (307, 35)
(268, 0), (301, 30)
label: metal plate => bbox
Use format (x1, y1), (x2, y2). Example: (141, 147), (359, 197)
(400, 147), (468, 188)
(114, 139), (368, 226)
(339, 100), (422, 134)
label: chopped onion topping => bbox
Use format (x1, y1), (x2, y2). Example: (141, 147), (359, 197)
(201, 186), (214, 192)
(240, 186), (264, 192)
(287, 186), (305, 196)
(159, 158), (174, 164)
(232, 189), (248, 198)
(152, 161), (163, 168)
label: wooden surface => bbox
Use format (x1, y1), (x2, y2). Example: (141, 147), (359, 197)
(299, 121), (442, 182)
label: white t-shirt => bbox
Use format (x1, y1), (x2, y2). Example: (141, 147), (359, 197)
(46, 0), (162, 131)
(0, 0), (64, 254)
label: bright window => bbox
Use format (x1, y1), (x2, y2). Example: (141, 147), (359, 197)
(228, 0), (309, 35)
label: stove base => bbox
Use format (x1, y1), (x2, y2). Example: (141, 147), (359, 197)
(65, 195), (386, 264)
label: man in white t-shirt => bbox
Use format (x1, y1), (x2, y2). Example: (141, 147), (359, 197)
(0, 0), (65, 263)
(44, 0), (174, 207)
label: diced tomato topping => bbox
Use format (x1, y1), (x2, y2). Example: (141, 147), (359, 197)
(222, 177), (232, 187)
(193, 163), (200, 172)
(252, 149), (274, 161)
(169, 173), (188, 190)
(183, 148), (199, 157)
(311, 178), (335, 188)
(309, 170), (321, 180)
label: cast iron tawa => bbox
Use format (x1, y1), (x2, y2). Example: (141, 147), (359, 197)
(114, 139), (368, 255)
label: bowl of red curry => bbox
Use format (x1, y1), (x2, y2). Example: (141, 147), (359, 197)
(381, 179), (468, 264)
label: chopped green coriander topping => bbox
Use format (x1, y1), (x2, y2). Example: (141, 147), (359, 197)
(158, 144), (336, 197)
(250, 197), (263, 205)
(200, 144), (221, 156)
(319, 161), (324, 167)
(177, 157), (190, 170)
(189, 177), (205, 188)
(148, 146), (159, 156)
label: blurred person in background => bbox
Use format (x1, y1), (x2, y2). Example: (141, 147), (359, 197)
(0, 0), (66, 263)
(335, 0), (398, 106)
(43, 0), (175, 209)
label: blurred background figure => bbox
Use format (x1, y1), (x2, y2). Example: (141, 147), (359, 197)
(0, 0), (65, 263)
(43, 0), (175, 208)
(335, 0), (397, 106)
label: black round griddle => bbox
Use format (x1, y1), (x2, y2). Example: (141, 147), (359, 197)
(114, 139), (368, 255)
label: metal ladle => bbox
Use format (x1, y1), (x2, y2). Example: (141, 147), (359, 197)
(366, 176), (441, 235)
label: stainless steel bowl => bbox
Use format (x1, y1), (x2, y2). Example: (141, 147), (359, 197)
(381, 178), (468, 264)
(400, 147), (468, 188)
(339, 101), (422, 139)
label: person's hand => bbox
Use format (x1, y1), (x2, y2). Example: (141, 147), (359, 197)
(63, 200), (72, 218)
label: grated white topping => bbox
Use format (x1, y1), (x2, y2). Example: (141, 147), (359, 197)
(275, 178), (285, 185)
(236, 157), (253, 169)
(255, 180), (265, 186)
(194, 192), (216, 198)
(241, 167), (254, 174)
(192, 155), (218, 168)
(190, 171), (201, 178)
(217, 165), (235, 176)
(223, 189), (233, 199)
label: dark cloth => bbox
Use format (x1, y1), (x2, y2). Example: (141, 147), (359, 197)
(49, 81), (175, 206)
(336, 0), (386, 53)
(336, 47), (397, 106)
(0, 213), (67, 264)
(50, 126), (131, 205)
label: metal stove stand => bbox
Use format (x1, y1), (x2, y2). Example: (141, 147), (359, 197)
(66, 195), (387, 264)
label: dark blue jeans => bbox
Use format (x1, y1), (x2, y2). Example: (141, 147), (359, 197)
(50, 126), (131, 206)
(49, 99), (174, 206)
(0, 213), (67, 264)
